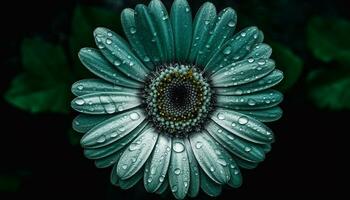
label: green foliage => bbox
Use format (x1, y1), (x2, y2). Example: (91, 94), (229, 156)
(307, 16), (350, 110)
(307, 16), (350, 64)
(70, 5), (120, 78)
(270, 42), (303, 91)
(5, 38), (71, 113)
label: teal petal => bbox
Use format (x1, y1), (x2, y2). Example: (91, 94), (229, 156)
(119, 168), (143, 189)
(189, 131), (230, 184)
(216, 90), (283, 110)
(245, 43), (272, 59)
(210, 58), (275, 87)
(144, 134), (172, 193)
(72, 79), (139, 96)
(239, 107), (283, 122)
(117, 125), (158, 179)
(204, 27), (261, 75)
(95, 151), (122, 168)
(80, 108), (146, 148)
(188, 2), (217, 63)
(200, 170), (222, 197)
(214, 69), (283, 95)
(226, 157), (242, 188)
(73, 114), (109, 133)
(93, 27), (149, 82)
(134, 4), (164, 64)
(184, 139), (200, 198)
(212, 108), (274, 144)
(260, 144), (272, 153)
(155, 177), (168, 194)
(111, 163), (120, 185)
(121, 8), (155, 69)
(79, 48), (142, 88)
(71, 92), (142, 114)
(84, 121), (148, 160)
(233, 156), (258, 169)
(196, 7), (237, 66)
(149, 0), (175, 62)
(171, 0), (192, 62)
(168, 138), (190, 199)
(206, 121), (265, 162)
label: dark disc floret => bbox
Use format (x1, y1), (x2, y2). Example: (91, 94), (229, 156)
(144, 64), (214, 135)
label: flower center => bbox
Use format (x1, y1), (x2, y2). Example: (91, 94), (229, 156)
(145, 64), (213, 135)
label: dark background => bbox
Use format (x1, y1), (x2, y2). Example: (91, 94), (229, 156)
(0, 0), (348, 198)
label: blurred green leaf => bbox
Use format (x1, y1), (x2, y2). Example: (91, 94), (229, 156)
(0, 175), (21, 192)
(5, 38), (71, 113)
(308, 69), (350, 110)
(270, 42), (303, 91)
(307, 16), (350, 64)
(70, 5), (120, 78)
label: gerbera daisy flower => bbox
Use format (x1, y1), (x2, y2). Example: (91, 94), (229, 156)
(71, 0), (283, 198)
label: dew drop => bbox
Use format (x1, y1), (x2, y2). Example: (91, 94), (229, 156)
(75, 99), (85, 105)
(162, 15), (168, 20)
(174, 168), (181, 175)
(118, 126), (126, 132)
(217, 112), (225, 120)
(210, 166), (215, 172)
(217, 129), (223, 133)
(106, 38), (112, 45)
(231, 122), (237, 127)
(171, 185), (178, 192)
(248, 58), (255, 63)
(223, 47), (232, 55)
(228, 21), (236, 27)
(114, 60), (121, 66)
(204, 20), (210, 25)
(130, 27), (137, 34)
(110, 131), (118, 138)
(159, 176), (165, 182)
(130, 112), (140, 120)
(244, 146), (252, 152)
(143, 56), (150, 62)
(238, 116), (249, 125)
(97, 136), (106, 143)
(77, 85), (84, 90)
(195, 142), (203, 149)
(173, 142), (185, 153)
(117, 105), (124, 112)
(107, 32), (112, 37)
(247, 99), (256, 106)
(218, 159), (227, 166)
(257, 59), (266, 65)
(185, 7), (190, 12)
(147, 177), (153, 183)
(129, 143), (140, 151)
(121, 164), (128, 170)
(234, 169), (239, 175)
(240, 32), (247, 37)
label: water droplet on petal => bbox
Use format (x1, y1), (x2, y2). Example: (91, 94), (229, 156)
(106, 38), (112, 45)
(238, 116), (249, 125)
(174, 168), (181, 175)
(217, 112), (225, 120)
(130, 27), (137, 34)
(107, 32), (112, 37)
(185, 7), (190, 12)
(75, 99), (85, 105)
(77, 85), (84, 90)
(248, 58), (255, 63)
(244, 146), (252, 152)
(195, 142), (203, 149)
(97, 135), (106, 143)
(241, 32), (247, 37)
(228, 21), (236, 27)
(247, 99), (256, 106)
(147, 177), (153, 183)
(257, 59), (266, 65)
(159, 176), (165, 182)
(121, 164), (128, 170)
(223, 47), (232, 55)
(210, 166), (215, 172)
(173, 142), (185, 153)
(171, 185), (178, 192)
(129, 112), (140, 120)
(218, 159), (227, 166)
(114, 60), (121, 66)
(143, 56), (150, 62)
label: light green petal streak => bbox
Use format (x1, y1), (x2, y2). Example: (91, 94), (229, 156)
(204, 27), (260, 75)
(206, 120), (265, 162)
(211, 58), (275, 87)
(121, 8), (154, 69)
(212, 108), (274, 144)
(78, 48), (142, 88)
(73, 114), (110, 133)
(72, 79), (139, 97)
(189, 131), (230, 184)
(214, 69), (283, 95)
(134, 4), (164, 64)
(200, 169), (222, 197)
(169, 138), (190, 199)
(239, 107), (283, 122)
(216, 90), (283, 110)
(196, 7), (237, 66)
(94, 27), (149, 82)
(181, 139), (200, 198)
(71, 92), (142, 115)
(149, 0), (175, 62)
(84, 121), (148, 160)
(117, 125), (158, 179)
(81, 108), (146, 148)
(188, 2), (216, 64)
(144, 134), (172, 193)
(171, 0), (192, 62)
